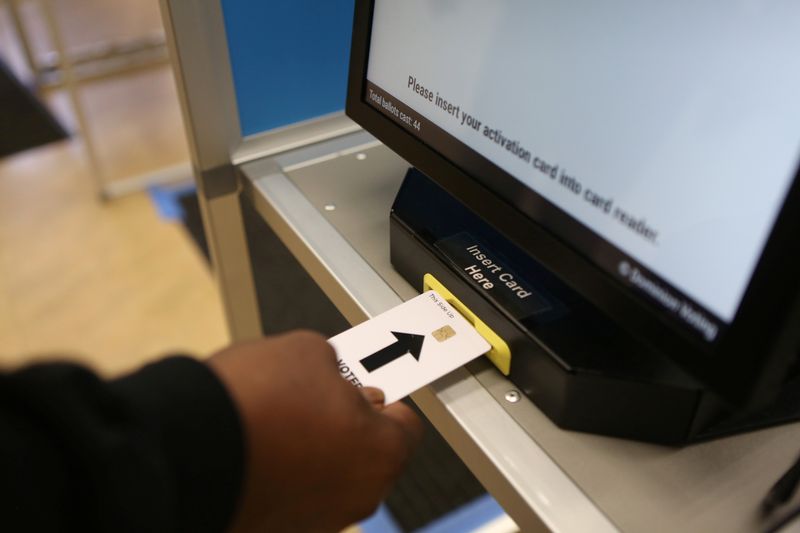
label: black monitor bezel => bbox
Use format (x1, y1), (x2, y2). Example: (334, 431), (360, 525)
(346, 0), (800, 406)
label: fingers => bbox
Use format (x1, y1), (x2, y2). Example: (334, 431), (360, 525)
(360, 387), (386, 409)
(236, 331), (422, 451)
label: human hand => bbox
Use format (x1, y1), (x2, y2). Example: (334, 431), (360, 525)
(208, 331), (423, 533)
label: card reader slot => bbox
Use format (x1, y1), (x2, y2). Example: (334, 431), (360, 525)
(423, 273), (512, 375)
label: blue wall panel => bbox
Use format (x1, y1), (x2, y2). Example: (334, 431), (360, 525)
(221, 1), (355, 137)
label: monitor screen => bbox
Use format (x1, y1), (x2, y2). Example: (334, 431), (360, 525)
(361, 0), (800, 345)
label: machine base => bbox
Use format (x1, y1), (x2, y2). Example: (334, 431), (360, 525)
(391, 168), (800, 444)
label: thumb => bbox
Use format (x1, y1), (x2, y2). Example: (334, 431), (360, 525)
(360, 387), (386, 410)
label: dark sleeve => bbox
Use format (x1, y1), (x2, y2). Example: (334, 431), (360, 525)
(0, 356), (244, 533)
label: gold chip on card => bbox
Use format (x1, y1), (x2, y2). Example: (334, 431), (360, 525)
(432, 325), (456, 342)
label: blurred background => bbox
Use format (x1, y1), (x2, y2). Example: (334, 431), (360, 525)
(0, 0), (228, 376)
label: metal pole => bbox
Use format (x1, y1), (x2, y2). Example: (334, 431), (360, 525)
(39, 0), (107, 199)
(6, 0), (41, 82)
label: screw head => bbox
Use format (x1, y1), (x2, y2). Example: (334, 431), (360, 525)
(504, 390), (521, 403)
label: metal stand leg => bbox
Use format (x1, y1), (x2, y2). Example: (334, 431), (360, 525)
(6, 0), (41, 82)
(159, 0), (263, 340)
(197, 169), (263, 342)
(40, 0), (106, 199)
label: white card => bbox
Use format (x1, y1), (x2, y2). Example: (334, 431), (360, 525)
(329, 290), (491, 404)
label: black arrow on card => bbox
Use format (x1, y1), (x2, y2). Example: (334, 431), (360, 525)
(360, 331), (426, 373)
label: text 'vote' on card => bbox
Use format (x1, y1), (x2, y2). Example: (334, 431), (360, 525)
(328, 290), (491, 404)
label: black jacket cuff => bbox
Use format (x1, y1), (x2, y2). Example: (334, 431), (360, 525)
(111, 356), (244, 533)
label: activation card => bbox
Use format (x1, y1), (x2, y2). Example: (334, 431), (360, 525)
(329, 290), (491, 404)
